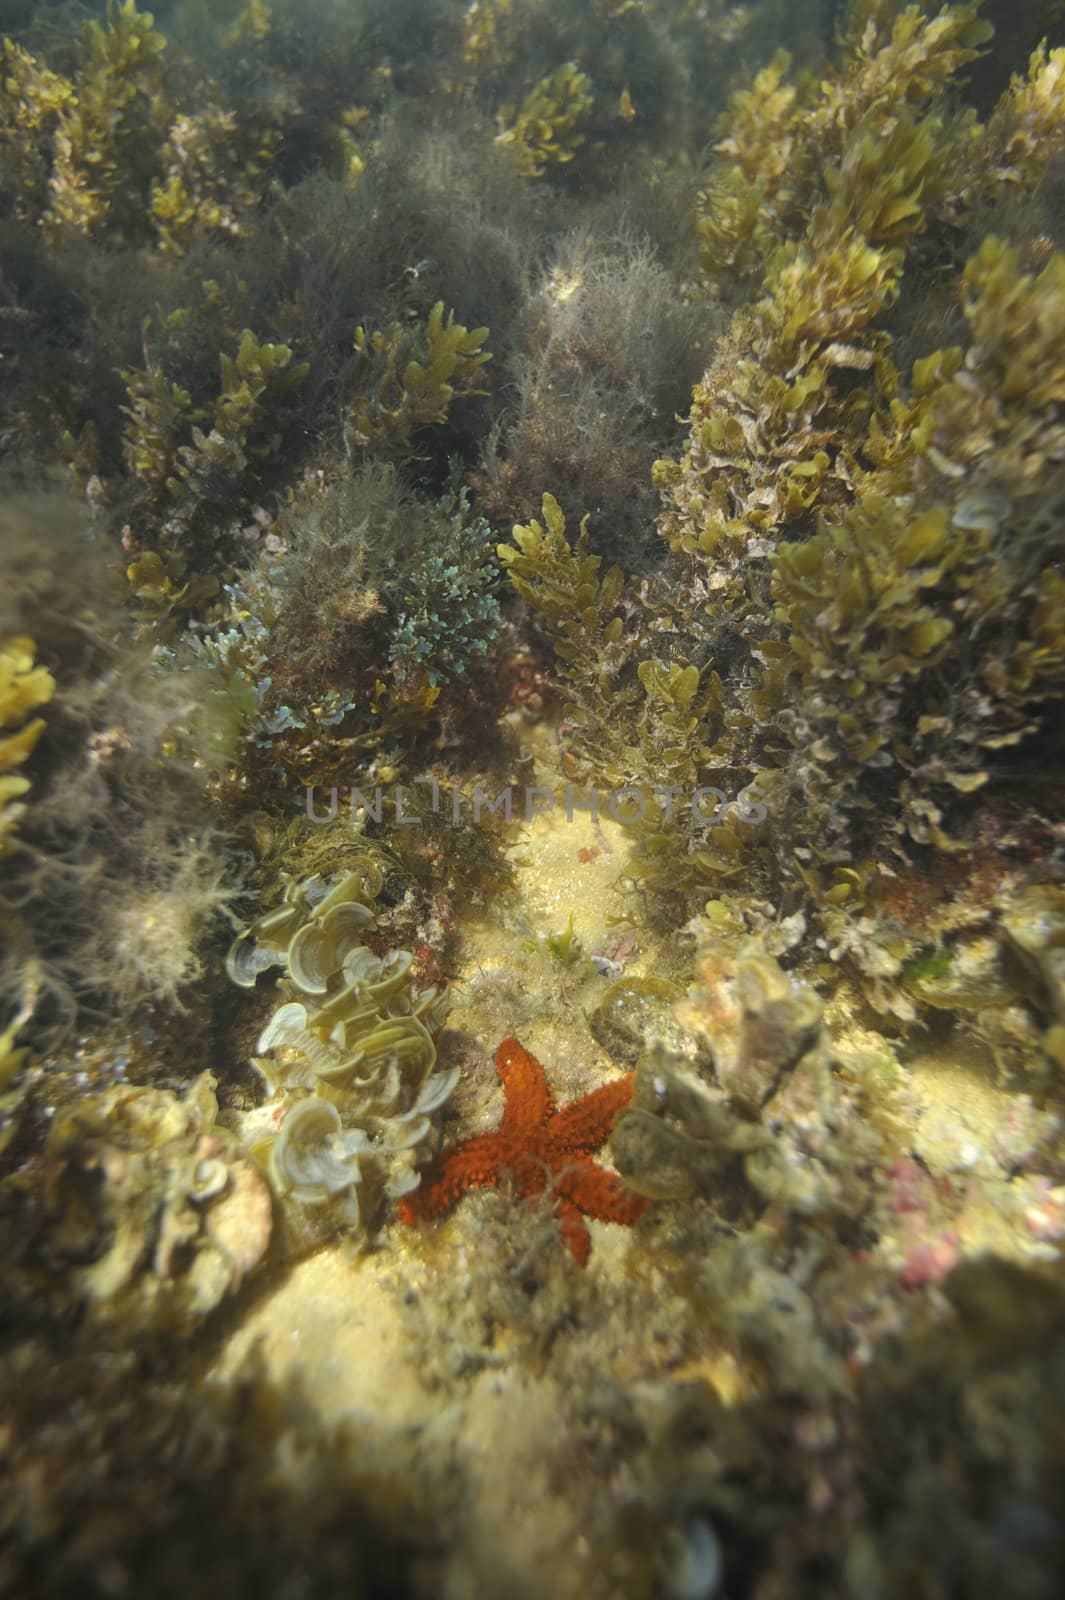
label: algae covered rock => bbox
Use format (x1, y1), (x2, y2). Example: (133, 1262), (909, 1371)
(614, 946), (882, 1219)
(589, 974), (687, 1065)
(1001, 884), (1065, 1071)
(40, 1070), (271, 1335)
(1001, 884), (1065, 1024)
(611, 1057), (771, 1203)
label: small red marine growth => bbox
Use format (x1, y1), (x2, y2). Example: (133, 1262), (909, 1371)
(398, 1036), (648, 1265)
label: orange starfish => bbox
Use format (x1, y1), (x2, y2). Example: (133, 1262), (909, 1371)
(398, 1036), (649, 1265)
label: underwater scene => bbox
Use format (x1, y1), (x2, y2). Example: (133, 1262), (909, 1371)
(2, 0), (1065, 1594)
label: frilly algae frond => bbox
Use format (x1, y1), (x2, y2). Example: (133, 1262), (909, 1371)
(494, 8), (1065, 1000)
(696, 1), (995, 279)
(43, 0), (169, 240)
(632, 13), (1065, 967)
(1, 0), (278, 249)
(498, 492), (752, 898)
(230, 856), (457, 1248)
(0, 39), (76, 218)
(126, 548), (220, 640)
(150, 99), (278, 255)
(121, 321), (308, 523)
(498, 490), (637, 769)
(177, 328), (309, 495)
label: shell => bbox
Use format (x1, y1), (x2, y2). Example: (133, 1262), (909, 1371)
(202, 1156), (273, 1284)
(589, 975), (686, 1063)
(189, 1157), (230, 1203)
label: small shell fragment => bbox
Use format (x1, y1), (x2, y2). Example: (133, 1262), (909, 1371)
(189, 1157), (230, 1203)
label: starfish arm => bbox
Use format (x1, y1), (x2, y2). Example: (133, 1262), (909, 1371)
(554, 1198), (592, 1267)
(495, 1036), (556, 1131)
(555, 1157), (650, 1227)
(547, 1074), (636, 1156)
(397, 1130), (502, 1223)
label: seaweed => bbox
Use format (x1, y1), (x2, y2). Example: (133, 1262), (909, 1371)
(388, 482), (502, 687)
(0, 632), (54, 854)
(3, 5), (1065, 1595)
(0, 485), (242, 1040)
(345, 300), (492, 457)
(474, 226), (711, 569)
(495, 61), (594, 179)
